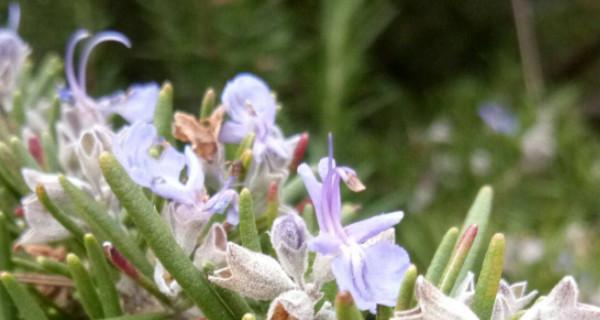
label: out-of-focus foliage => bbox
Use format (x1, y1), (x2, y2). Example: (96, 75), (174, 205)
(4, 0), (600, 301)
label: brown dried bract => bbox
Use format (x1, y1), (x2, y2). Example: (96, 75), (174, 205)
(172, 107), (224, 163)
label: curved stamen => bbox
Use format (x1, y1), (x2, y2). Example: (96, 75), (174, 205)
(77, 31), (131, 95)
(65, 29), (91, 101)
(327, 132), (334, 171)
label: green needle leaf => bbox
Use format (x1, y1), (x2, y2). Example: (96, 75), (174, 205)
(454, 186), (493, 293)
(0, 142), (29, 195)
(425, 227), (459, 285)
(471, 233), (506, 320)
(235, 133), (255, 159)
(41, 131), (60, 171)
(36, 257), (70, 277)
(67, 253), (104, 319)
(376, 304), (393, 320)
(395, 264), (418, 311)
(439, 224), (478, 293)
(0, 213), (16, 320)
(99, 152), (236, 320)
(199, 88), (216, 119)
(301, 203), (318, 234)
(239, 188), (262, 252)
(0, 272), (49, 320)
(84, 234), (123, 317)
(9, 136), (40, 170)
(154, 82), (174, 144)
(60, 176), (153, 278)
(36, 185), (85, 244)
(9, 91), (25, 126)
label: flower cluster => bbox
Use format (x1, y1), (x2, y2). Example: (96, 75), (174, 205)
(0, 4), (599, 320)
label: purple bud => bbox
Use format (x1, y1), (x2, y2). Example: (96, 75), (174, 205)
(270, 214), (309, 282)
(271, 214), (307, 251)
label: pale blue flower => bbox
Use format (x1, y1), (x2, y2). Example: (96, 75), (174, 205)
(478, 102), (518, 135)
(113, 122), (238, 222)
(297, 135), (410, 312)
(0, 3), (29, 101)
(63, 29), (159, 123)
(219, 73), (289, 161)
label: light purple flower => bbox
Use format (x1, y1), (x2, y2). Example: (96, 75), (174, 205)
(297, 135), (410, 312)
(113, 121), (203, 204)
(113, 122), (239, 223)
(63, 29), (159, 123)
(478, 102), (518, 135)
(0, 3), (29, 102)
(219, 73), (289, 161)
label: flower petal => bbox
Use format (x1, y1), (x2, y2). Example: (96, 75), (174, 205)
(344, 211), (404, 244)
(219, 121), (249, 144)
(363, 241), (411, 307)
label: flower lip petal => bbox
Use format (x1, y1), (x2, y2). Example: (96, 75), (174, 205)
(344, 211), (404, 244)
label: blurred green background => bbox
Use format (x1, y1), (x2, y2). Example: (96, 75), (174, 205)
(4, 0), (600, 300)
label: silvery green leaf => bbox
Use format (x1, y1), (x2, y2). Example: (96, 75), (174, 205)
(267, 290), (314, 320)
(392, 276), (479, 320)
(270, 213), (309, 283)
(520, 276), (600, 320)
(193, 223), (228, 269)
(208, 242), (296, 300)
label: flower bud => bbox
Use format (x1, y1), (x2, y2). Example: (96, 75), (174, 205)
(267, 290), (314, 320)
(208, 242), (296, 300)
(270, 214), (309, 282)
